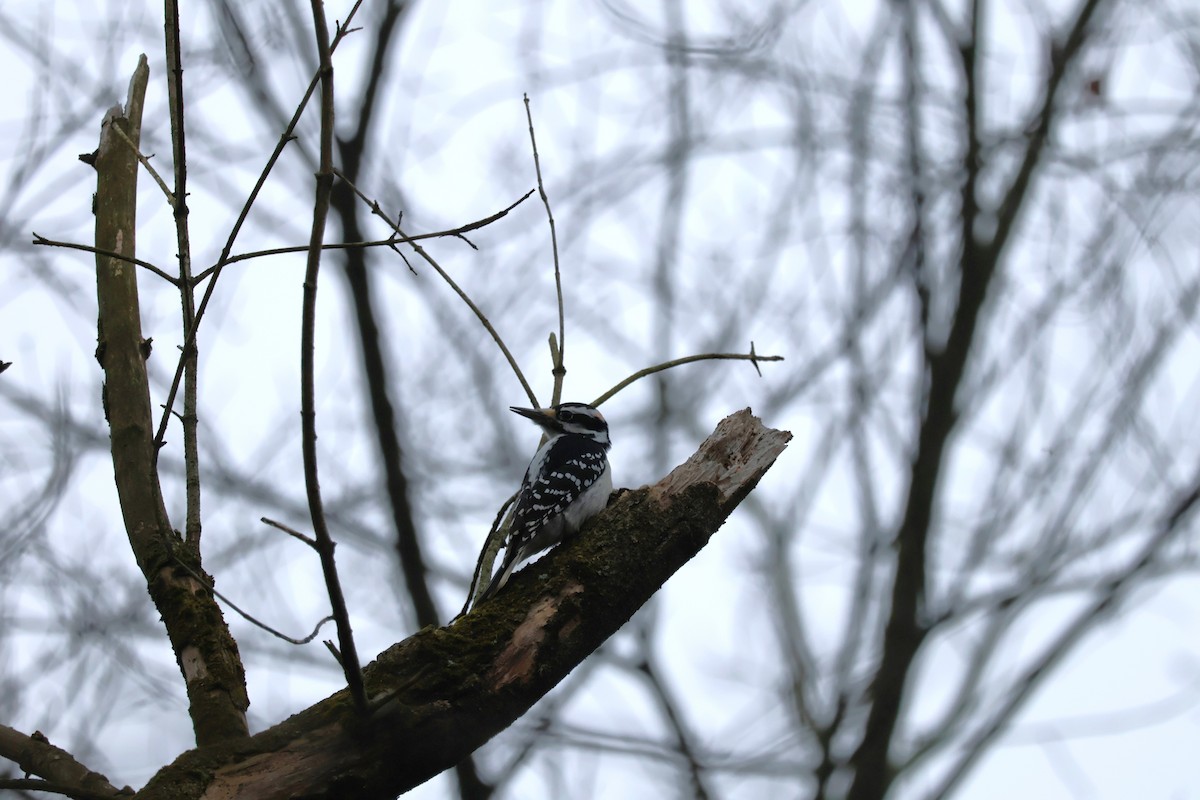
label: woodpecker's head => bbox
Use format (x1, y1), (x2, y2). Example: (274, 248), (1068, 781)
(510, 402), (610, 448)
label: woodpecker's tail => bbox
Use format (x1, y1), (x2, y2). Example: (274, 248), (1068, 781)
(476, 549), (520, 604)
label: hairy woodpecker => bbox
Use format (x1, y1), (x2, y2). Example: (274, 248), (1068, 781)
(478, 402), (612, 602)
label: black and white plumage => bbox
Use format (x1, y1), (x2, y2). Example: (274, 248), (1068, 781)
(478, 403), (612, 602)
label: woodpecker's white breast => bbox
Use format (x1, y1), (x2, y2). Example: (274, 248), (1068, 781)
(560, 459), (611, 533)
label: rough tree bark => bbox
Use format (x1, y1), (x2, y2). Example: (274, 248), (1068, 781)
(127, 410), (789, 800)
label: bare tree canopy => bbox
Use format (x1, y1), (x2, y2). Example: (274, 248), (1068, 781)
(2, 1), (1199, 799)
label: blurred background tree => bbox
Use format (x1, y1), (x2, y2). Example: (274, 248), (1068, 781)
(3, 0), (1200, 798)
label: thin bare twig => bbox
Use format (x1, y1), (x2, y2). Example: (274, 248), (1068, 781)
(109, 119), (174, 204)
(192, 193), (534, 282)
(164, 0), (203, 551)
(324, 640), (345, 669)
(261, 516), (318, 549)
(524, 94), (566, 405)
(748, 340), (763, 377)
(590, 347), (784, 408)
(301, 0), (366, 715)
(335, 171), (539, 407)
(171, 554), (334, 645)
(32, 233), (177, 284)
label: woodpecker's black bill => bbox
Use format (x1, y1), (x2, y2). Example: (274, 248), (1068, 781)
(509, 406), (558, 429)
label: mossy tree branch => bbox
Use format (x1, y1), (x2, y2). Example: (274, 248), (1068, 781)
(136, 409), (789, 800)
(92, 54), (249, 747)
(0, 724), (123, 799)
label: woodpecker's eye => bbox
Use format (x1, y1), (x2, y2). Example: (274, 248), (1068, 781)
(558, 409), (575, 422)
